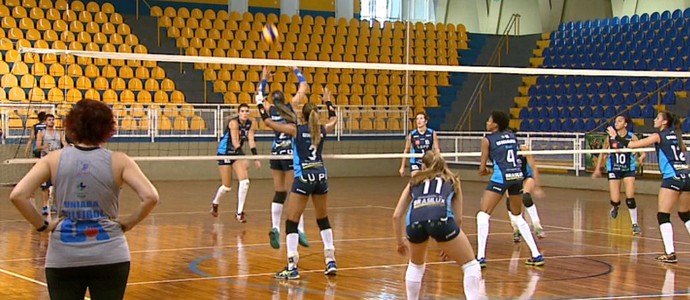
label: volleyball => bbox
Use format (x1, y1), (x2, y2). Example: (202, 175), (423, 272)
(261, 24), (279, 45)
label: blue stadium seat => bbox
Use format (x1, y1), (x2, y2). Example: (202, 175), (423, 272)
(573, 119), (585, 131)
(672, 9), (682, 20)
(662, 92), (676, 104)
(643, 105), (656, 118)
(629, 105), (642, 118)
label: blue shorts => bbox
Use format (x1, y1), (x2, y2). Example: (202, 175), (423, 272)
(661, 174), (690, 192)
(291, 174), (329, 196)
(486, 180), (523, 196)
(410, 161), (422, 173)
(270, 159), (293, 171)
(406, 218), (460, 244)
(607, 170), (636, 180)
(217, 152), (241, 166)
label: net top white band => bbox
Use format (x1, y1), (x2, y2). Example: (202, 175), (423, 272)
(19, 47), (690, 78)
(3, 147), (656, 164)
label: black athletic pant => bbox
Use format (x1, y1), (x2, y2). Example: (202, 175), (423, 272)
(45, 261), (130, 300)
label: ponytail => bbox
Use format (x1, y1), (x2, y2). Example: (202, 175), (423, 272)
(303, 103), (321, 147)
(676, 117), (686, 152)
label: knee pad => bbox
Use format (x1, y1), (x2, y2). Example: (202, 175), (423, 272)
(657, 212), (671, 225)
(476, 211), (490, 225)
(317, 217), (331, 230)
(522, 193), (534, 207)
(286, 219), (299, 234)
(272, 191), (288, 204)
(405, 261), (425, 282)
(679, 211), (690, 223)
(625, 198), (637, 209)
(610, 200), (620, 207)
(239, 179), (250, 192)
(220, 185), (232, 193)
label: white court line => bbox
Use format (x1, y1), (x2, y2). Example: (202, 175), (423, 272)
(128, 250), (690, 286)
(372, 205), (690, 246)
(569, 292), (690, 300)
(0, 268), (93, 300)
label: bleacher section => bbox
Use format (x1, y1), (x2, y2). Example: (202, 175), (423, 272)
(0, 0), (208, 134)
(513, 9), (690, 132)
(150, 6), (468, 131)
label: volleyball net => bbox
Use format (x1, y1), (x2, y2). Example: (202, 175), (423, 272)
(1, 47), (688, 185)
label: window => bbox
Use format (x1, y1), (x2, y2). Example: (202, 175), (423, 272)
(360, 0), (436, 25)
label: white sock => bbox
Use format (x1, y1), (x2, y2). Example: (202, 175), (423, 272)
(237, 179), (250, 214)
(462, 260), (481, 300)
(526, 205), (541, 226)
(405, 262), (425, 300)
(271, 203), (282, 230)
(685, 220), (690, 235)
(476, 211), (490, 259)
(629, 208), (638, 225)
(660, 223), (675, 254)
(298, 214), (305, 232)
(286, 233), (299, 269)
(321, 228), (335, 262)
(512, 213), (541, 257)
(211, 185), (231, 205)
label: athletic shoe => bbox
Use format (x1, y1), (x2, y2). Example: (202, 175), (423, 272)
(656, 253), (677, 263)
(324, 261), (337, 276)
(513, 230), (522, 243)
(269, 228), (280, 249)
(477, 257), (487, 268)
(298, 231), (310, 247)
(210, 203), (218, 217)
(610, 206), (619, 219)
(236, 212), (246, 223)
(275, 267), (300, 280)
(525, 255), (545, 266)
(534, 226), (546, 239)
(632, 223), (641, 236)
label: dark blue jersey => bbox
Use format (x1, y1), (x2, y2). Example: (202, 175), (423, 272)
(406, 177), (456, 225)
(519, 156), (533, 177)
(656, 128), (690, 178)
(270, 106), (294, 155)
(607, 131), (637, 172)
(32, 123), (46, 150)
(292, 124), (326, 178)
(486, 131), (524, 183)
(217, 117), (251, 155)
(409, 128), (435, 164)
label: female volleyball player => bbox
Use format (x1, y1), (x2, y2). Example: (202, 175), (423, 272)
(606, 112), (690, 263)
(399, 112), (440, 177)
(393, 151), (482, 300)
(209, 103), (261, 223)
(593, 115), (644, 235)
(258, 66), (309, 249)
(10, 99), (159, 299)
(476, 111), (543, 267)
(507, 143), (546, 242)
(256, 96), (338, 280)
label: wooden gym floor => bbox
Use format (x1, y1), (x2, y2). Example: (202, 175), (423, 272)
(1, 176), (690, 299)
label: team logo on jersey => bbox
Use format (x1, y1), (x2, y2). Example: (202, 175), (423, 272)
(415, 140), (421, 146)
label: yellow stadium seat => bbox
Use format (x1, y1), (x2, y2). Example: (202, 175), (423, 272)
(161, 78), (175, 91)
(111, 77), (126, 90)
(154, 90), (168, 103)
(57, 75), (74, 89)
(151, 67), (165, 79)
(119, 116), (136, 131)
(8, 86), (25, 101)
(135, 67), (149, 79)
(119, 65), (133, 79)
(93, 76), (108, 90)
(39, 74), (55, 88)
(171, 90), (184, 103)
(48, 64), (64, 77)
(19, 73), (35, 88)
(190, 115), (206, 130)
(109, 12), (122, 25)
(102, 65), (117, 78)
(12, 6), (27, 18)
(120, 89), (135, 103)
(102, 2), (114, 14)
(173, 116), (188, 131)
(117, 23), (131, 35)
(47, 87), (63, 102)
(150, 6), (162, 17)
(28, 87), (44, 102)
(82, 88), (98, 101)
(145, 78), (159, 91)
(136, 90), (151, 103)
(223, 92), (237, 104)
(102, 89), (117, 103)
(75, 76), (91, 89)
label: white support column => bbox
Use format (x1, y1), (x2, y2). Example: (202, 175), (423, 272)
(335, 0), (354, 19)
(538, 0), (564, 32)
(282, 0), (300, 17)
